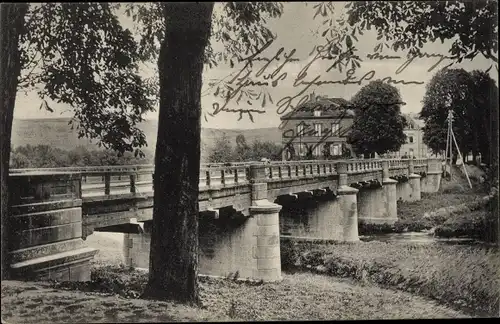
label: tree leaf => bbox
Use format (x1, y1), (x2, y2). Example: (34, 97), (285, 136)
(346, 35), (353, 48)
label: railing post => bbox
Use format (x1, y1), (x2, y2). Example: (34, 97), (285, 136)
(407, 158), (415, 175)
(104, 174), (111, 195)
(206, 170), (211, 187)
(220, 169), (225, 185)
(130, 174), (136, 194)
(382, 160), (390, 180)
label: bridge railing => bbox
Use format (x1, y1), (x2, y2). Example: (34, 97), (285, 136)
(414, 158), (427, 167)
(201, 165), (251, 187)
(11, 158), (431, 197)
(265, 160), (338, 180)
(345, 160), (383, 173)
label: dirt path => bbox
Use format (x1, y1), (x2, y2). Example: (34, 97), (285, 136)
(2, 272), (468, 323)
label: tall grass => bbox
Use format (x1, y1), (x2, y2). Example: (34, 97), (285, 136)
(282, 240), (500, 317)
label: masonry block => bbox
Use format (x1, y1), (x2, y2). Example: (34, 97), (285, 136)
(7, 173), (97, 282)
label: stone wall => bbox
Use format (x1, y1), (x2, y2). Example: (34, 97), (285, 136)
(8, 172), (97, 281)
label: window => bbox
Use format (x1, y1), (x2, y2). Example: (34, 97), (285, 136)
(331, 123), (340, 136)
(299, 143), (307, 156)
(331, 144), (340, 156)
(314, 123), (322, 137)
(297, 124), (304, 137)
(409, 136), (414, 143)
(314, 110), (321, 117)
(314, 145), (321, 157)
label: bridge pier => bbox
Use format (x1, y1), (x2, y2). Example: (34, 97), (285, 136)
(279, 191), (343, 241)
(381, 160), (398, 225)
(407, 159), (422, 201)
(395, 177), (412, 202)
(7, 173), (97, 281)
(337, 162), (359, 241)
(357, 183), (385, 224)
(357, 161), (397, 225)
(421, 158), (443, 193)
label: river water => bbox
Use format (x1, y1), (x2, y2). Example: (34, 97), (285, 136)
(360, 231), (486, 246)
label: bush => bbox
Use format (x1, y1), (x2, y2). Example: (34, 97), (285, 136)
(51, 264), (148, 299)
(9, 144), (154, 168)
(280, 238), (299, 271)
(285, 241), (500, 317)
(358, 222), (395, 235)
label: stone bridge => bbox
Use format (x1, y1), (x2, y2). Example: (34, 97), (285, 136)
(6, 158), (443, 282)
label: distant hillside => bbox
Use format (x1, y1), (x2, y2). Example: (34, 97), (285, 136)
(11, 118), (282, 163)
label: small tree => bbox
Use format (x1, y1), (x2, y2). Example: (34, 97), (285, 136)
(208, 134), (234, 163)
(234, 134), (251, 162)
(249, 140), (282, 161)
(347, 80), (407, 158)
(420, 68), (475, 162)
(470, 70), (499, 165)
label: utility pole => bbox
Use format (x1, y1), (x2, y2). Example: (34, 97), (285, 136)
(445, 109), (472, 188)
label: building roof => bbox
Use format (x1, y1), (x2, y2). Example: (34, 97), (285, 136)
(402, 114), (423, 130)
(280, 95), (355, 120)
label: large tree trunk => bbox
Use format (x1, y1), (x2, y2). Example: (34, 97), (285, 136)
(0, 3), (28, 280)
(142, 3), (214, 304)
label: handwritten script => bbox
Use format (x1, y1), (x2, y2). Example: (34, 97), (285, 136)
(208, 39), (456, 122)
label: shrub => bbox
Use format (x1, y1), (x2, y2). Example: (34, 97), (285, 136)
(280, 238), (299, 271)
(51, 264), (148, 299)
(358, 222), (395, 235)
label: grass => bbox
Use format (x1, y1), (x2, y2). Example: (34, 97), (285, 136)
(281, 240), (500, 317)
(358, 192), (488, 235)
(1, 265), (469, 323)
(359, 165), (491, 236)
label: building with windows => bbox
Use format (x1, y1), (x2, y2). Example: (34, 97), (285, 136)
(392, 114), (431, 158)
(280, 94), (355, 160)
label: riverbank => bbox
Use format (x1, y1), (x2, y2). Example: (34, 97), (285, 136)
(281, 239), (500, 317)
(1, 265), (469, 323)
(359, 164), (493, 238)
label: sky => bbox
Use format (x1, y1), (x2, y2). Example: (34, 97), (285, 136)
(14, 2), (498, 130)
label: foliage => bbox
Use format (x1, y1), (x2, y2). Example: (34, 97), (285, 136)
(347, 81), (407, 156)
(282, 241), (500, 316)
(346, 1), (498, 64)
(208, 134), (234, 163)
(420, 68), (476, 157)
(470, 70), (499, 165)
(247, 139), (282, 161)
(434, 209), (496, 240)
(209, 134), (282, 163)
(19, 3), (156, 156)
(9, 145), (153, 168)
(234, 134), (251, 161)
(349, 0), (498, 194)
